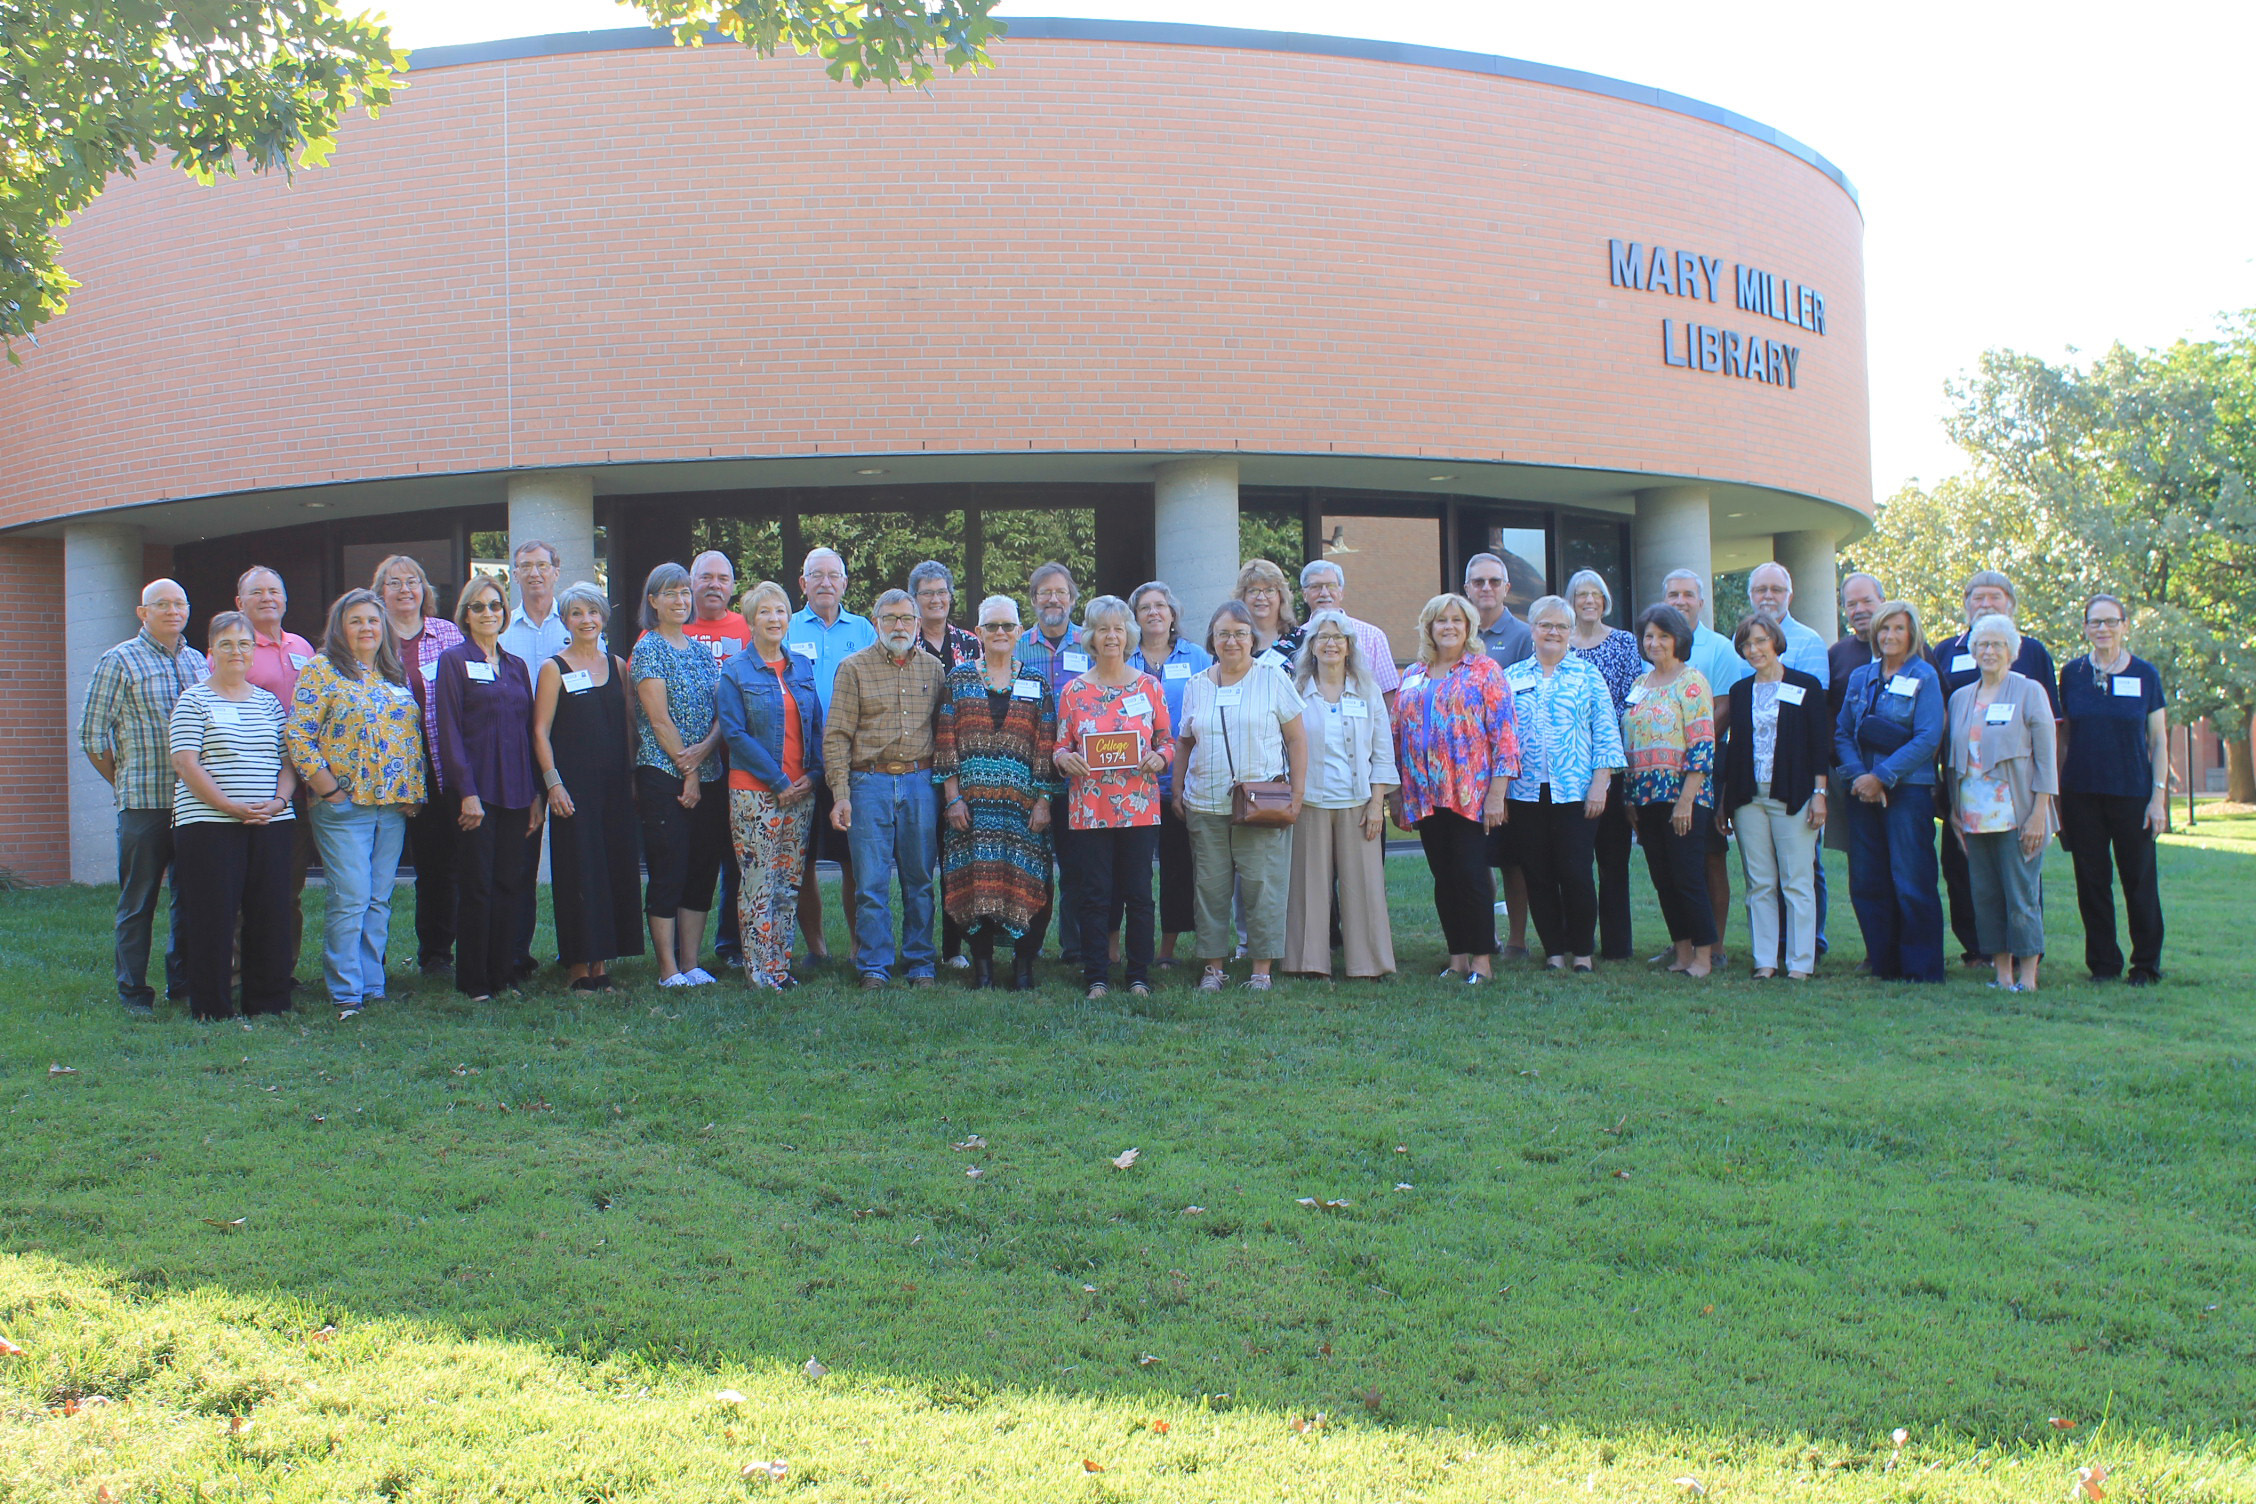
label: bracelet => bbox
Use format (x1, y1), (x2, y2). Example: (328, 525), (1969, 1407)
(947, 796), (966, 809)
(543, 769), (564, 790)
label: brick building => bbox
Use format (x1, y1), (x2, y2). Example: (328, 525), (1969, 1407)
(0, 19), (1873, 883)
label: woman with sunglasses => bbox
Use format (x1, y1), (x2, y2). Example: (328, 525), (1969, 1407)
(435, 574), (544, 1001)
(2056, 594), (2168, 984)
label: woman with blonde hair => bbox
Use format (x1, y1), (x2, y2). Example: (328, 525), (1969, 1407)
(370, 551), (465, 979)
(715, 579), (825, 991)
(1835, 599), (1946, 982)
(1234, 559), (1298, 664)
(1283, 610), (1398, 978)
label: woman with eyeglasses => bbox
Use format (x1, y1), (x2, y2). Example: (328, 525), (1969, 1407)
(372, 552), (465, 979)
(1942, 613), (2058, 993)
(1564, 569), (1643, 960)
(1834, 599), (1946, 982)
(2056, 593), (2168, 984)
(1621, 604), (1717, 977)
(435, 574), (544, 1002)
(1283, 610), (1398, 979)
(1126, 581), (1213, 968)
(1233, 559), (1299, 668)
(632, 561), (727, 987)
(1501, 595), (1622, 974)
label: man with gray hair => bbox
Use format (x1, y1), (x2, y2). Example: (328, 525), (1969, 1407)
(682, 549), (753, 973)
(1829, 571), (1886, 724)
(1928, 569), (2061, 968)
(824, 587), (947, 988)
(907, 559), (977, 968)
(1745, 562), (1832, 687)
(787, 545), (876, 968)
(1657, 568), (1748, 961)
(78, 578), (207, 1014)
(1464, 553), (1533, 672)
(1014, 562), (1091, 965)
(1291, 559), (1403, 707)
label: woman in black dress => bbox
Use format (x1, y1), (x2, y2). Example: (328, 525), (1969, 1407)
(532, 582), (644, 990)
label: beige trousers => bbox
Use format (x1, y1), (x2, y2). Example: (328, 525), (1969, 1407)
(1282, 804), (1397, 978)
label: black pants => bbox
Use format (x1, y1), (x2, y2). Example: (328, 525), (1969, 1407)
(1073, 825), (1158, 986)
(636, 768), (728, 916)
(113, 808), (183, 1007)
(1938, 795), (1986, 960)
(176, 821), (295, 1020)
(968, 913), (1047, 961)
(2060, 792), (2165, 977)
(1052, 824), (1085, 961)
(1513, 789), (1600, 958)
(1106, 800), (1195, 941)
(715, 835), (744, 959)
(456, 807), (534, 998)
(1593, 780), (1635, 959)
(510, 824), (544, 976)
(1638, 802), (1717, 946)
(1416, 808), (1495, 957)
(406, 787), (458, 968)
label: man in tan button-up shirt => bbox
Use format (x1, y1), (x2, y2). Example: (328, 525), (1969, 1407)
(825, 589), (948, 986)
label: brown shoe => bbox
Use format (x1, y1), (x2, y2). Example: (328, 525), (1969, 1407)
(859, 973), (887, 990)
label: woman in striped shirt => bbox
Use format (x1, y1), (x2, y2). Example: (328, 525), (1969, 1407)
(170, 611), (297, 1020)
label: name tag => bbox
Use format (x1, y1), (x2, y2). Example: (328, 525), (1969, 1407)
(391, 683), (419, 704)
(1063, 652), (1092, 673)
(2112, 676), (2142, 698)
(1255, 649), (1287, 669)
(790, 641), (817, 660)
(288, 653), (312, 670)
(561, 669), (594, 694)
(421, 661), (438, 683)
(1011, 679), (1041, 700)
(1121, 693), (1153, 718)
(1887, 674), (1920, 697)
(1951, 653), (1975, 673)
(1215, 685), (1244, 708)
(209, 701), (244, 726)
(1163, 661), (1192, 680)
(1340, 697), (1369, 719)
(1985, 702), (2015, 725)
(1625, 686), (1648, 706)
(1776, 683), (1806, 707)
(465, 661), (497, 683)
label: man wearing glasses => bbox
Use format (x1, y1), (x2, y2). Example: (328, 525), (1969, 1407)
(785, 548), (877, 968)
(824, 590), (947, 988)
(498, 540), (582, 981)
(1465, 554), (1535, 955)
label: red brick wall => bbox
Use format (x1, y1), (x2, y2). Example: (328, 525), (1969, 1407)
(0, 36), (1870, 533)
(0, 539), (68, 884)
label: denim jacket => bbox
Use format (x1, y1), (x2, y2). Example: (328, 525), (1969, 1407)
(716, 649), (825, 789)
(1834, 656), (1943, 788)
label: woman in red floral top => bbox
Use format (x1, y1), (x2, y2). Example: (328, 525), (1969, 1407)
(1055, 595), (1175, 999)
(1388, 593), (1519, 984)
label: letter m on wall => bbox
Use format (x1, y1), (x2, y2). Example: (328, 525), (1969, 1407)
(1609, 240), (1648, 291)
(1736, 264), (1767, 313)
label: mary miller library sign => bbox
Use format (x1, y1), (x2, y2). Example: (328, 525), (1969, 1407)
(1606, 237), (1825, 390)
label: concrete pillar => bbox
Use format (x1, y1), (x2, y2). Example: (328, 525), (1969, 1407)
(65, 522), (145, 883)
(508, 471), (597, 594)
(1772, 529), (1840, 643)
(1154, 456), (1240, 635)
(1633, 485), (1712, 626)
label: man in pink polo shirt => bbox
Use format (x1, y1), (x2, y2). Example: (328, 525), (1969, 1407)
(237, 565), (319, 976)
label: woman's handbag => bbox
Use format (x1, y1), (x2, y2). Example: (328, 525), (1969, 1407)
(1219, 699), (1296, 827)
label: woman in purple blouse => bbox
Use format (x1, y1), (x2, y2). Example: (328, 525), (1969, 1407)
(435, 574), (545, 1001)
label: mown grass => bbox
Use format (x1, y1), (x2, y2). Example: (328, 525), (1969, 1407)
(3, 817), (2252, 1501)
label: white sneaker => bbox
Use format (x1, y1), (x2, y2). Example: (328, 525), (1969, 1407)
(683, 967), (718, 986)
(945, 955), (971, 970)
(659, 972), (694, 987)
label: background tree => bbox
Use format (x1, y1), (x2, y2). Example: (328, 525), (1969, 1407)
(2, 0), (1004, 360)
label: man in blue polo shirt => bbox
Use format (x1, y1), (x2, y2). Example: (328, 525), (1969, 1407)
(784, 546), (876, 969)
(1659, 569), (1749, 963)
(1015, 561), (1090, 965)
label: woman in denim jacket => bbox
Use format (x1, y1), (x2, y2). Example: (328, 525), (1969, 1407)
(715, 581), (827, 990)
(1834, 599), (1946, 981)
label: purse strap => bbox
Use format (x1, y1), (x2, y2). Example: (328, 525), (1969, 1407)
(1218, 693), (1239, 785)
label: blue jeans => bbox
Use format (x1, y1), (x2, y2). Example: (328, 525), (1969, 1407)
(310, 800), (408, 1005)
(1844, 782), (1944, 982)
(114, 808), (184, 1008)
(846, 770), (938, 980)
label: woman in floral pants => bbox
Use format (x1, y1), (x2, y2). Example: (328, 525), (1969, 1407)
(715, 581), (826, 990)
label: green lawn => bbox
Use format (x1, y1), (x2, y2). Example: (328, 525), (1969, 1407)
(3, 817), (2252, 1501)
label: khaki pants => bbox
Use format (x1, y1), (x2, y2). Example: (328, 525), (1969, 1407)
(1186, 807), (1291, 962)
(1283, 805), (1395, 977)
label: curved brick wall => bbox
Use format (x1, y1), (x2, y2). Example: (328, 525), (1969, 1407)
(0, 26), (1869, 531)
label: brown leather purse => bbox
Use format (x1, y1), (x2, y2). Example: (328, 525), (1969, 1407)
(1219, 701), (1296, 827)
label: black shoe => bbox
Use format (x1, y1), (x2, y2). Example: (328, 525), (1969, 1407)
(1011, 957), (1037, 991)
(970, 955), (995, 990)
(420, 960), (453, 977)
(2127, 967), (2161, 987)
(120, 998), (154, 1017)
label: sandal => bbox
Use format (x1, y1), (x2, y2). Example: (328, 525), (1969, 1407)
(1128, 982), (1153, 997)
(1198, 967), (1228, 992)
(1086, 983), (1109, 1001)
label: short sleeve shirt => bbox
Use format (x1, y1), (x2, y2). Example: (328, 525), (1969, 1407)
(170, 683), (292, 826)
(2058, 654), (2165, 797)
(1056, 673), (1173, 830)
(631, 632), (723, 781)
(1177, 664), (1304, 814)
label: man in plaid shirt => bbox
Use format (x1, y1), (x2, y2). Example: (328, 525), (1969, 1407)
(78, 579), (208, 1013)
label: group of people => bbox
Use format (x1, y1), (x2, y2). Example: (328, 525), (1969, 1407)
(76, 538), (2170, 1020)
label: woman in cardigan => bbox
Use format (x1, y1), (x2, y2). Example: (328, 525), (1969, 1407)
(1716, 614), (1831, 979)
(1283, 610), (1399, 979)
(1944, 613), (2059, 992)
(1501, 595), (1623, 973)
(1835, 600), (1947, 982)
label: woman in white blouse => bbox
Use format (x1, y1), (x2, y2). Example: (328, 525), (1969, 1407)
(1282, 611), (1399, 978)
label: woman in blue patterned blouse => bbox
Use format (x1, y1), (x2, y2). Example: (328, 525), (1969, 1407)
(1503, 595), (1625, 972)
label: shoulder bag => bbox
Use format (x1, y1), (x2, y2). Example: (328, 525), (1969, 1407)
(1218, 688), (1296, 827)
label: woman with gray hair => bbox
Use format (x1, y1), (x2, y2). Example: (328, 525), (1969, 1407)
(631, 561), (727, 987)
(1126, 580), (1212, 964)
(1282, 610), (1398, 977)
(1943, 612), (2058, 991)
(1563, 568), (1642, 960)
(532, 581), (642, 990)
(1501, 595), (1624, 971)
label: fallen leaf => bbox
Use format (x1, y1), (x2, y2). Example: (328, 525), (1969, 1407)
(1082, 1459), (1104, 1473)
(1294, 1197), (1351, 1210)
(1359, 1387), (1383, 1412)
(1612, 1170), (1632, 1180)
(97, 1487), (118, 1503)
(965, 1166), (983, 1179)
(952, 1135), (987, 1151)
(1394, 1144), (1408, 1153)
(715, 1389), (747, 1404)
(1673, 1476), (1706, 1497)
(1137, 1353), (1161, 1366)
(1603, 1115), (1627, 1136)
(0, 1335), (23, 1357)
(1892, 1428), (1908, 1447)
(308, 1325), (336, 1343)
(227, 1416), (252, 1435)
(309, 1115), (326, 1124)
(47, 1064), (78, 1076)
(1111, 1148), (1140, 1170)
(1152, 1420), (1170, 1434)
(1318, 1342), (1334, 1356)
(56, 1397), (79, 1417)
(804, 1358), (828, 1379)
(1289, 1411), (1329, 1435)
(1183, 1205), (1206, 1214)
(1082, 1284), (1098, 1293)
(2076, 1464), (2109, 1501)
(1395, 1182), (1414, 1191)
(2050, 1417), (2077, 1430)
(741, 1460), (789, 1482)
(202, 1217), (247, 1232)
(1701, 1304), (1716, 1315)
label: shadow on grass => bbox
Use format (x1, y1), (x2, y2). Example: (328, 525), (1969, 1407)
(3, 838), (2253, 1467)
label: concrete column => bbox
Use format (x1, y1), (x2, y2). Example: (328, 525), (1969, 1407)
(1633, 486), (1712, 625)
(507, 471), (597, 593)
(65, 522), (145, 883)
(1154, 457), (1240, 635)
(1773, 529), (1840, 643)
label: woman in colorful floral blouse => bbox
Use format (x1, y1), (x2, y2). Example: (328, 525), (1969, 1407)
(1388, 593), (1518, 984)
(1055, 595), (1175, 999)
(1622, 604), (1718, 977)
(287, 588), (428, 1017)
(935, 594), (1058, 992)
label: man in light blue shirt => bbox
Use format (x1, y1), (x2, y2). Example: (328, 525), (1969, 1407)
(1747, 562), (1832, 689)
(497, 540), (579, 667)
(784, 545), (876, 969)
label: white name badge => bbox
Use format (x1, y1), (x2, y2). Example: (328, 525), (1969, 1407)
(1951, 653), (1976, 673)
(561, 669), (594, 694)
(2112, 676), (2143, 698)
(1121, 693), (1153, 718)
(1215, 685), (1244, 708)
(1063, 652), (1092, 673)
(1011, 679), (1041, 700)
(1985, 702), (2015, 725)
(288, 653), (312, 670)
(465, 661), (497, 683)
(790, 641), (818, 660)
(1340, 696), (1369, 719)
(1255, 649), (1287, 669)
(1887, 674), (1920, 697)
(1163, 661), (1193, 680)
(1625, 686), (1648, 706)
(392, 683), (419, 704)
(209, 701), (244, 726)
(421, 661), (439, 683)
(1776, 683), (1807, 707)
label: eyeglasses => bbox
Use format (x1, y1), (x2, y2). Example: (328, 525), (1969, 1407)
(1466, 576), (1505, 590)
(876, 613), (917, 627)
(2086, 616), (2124, 627)
(1213, 630), (1253, 643)
(979, 621), (1019, 632)
(465, 599), (505, 614)
(1312, 633), (1351, 645)
(378, 577), (421, 594)
(1532, 622), (1571, 635)
(517, 561), (557, 573)
(805, 571), (846, 585)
